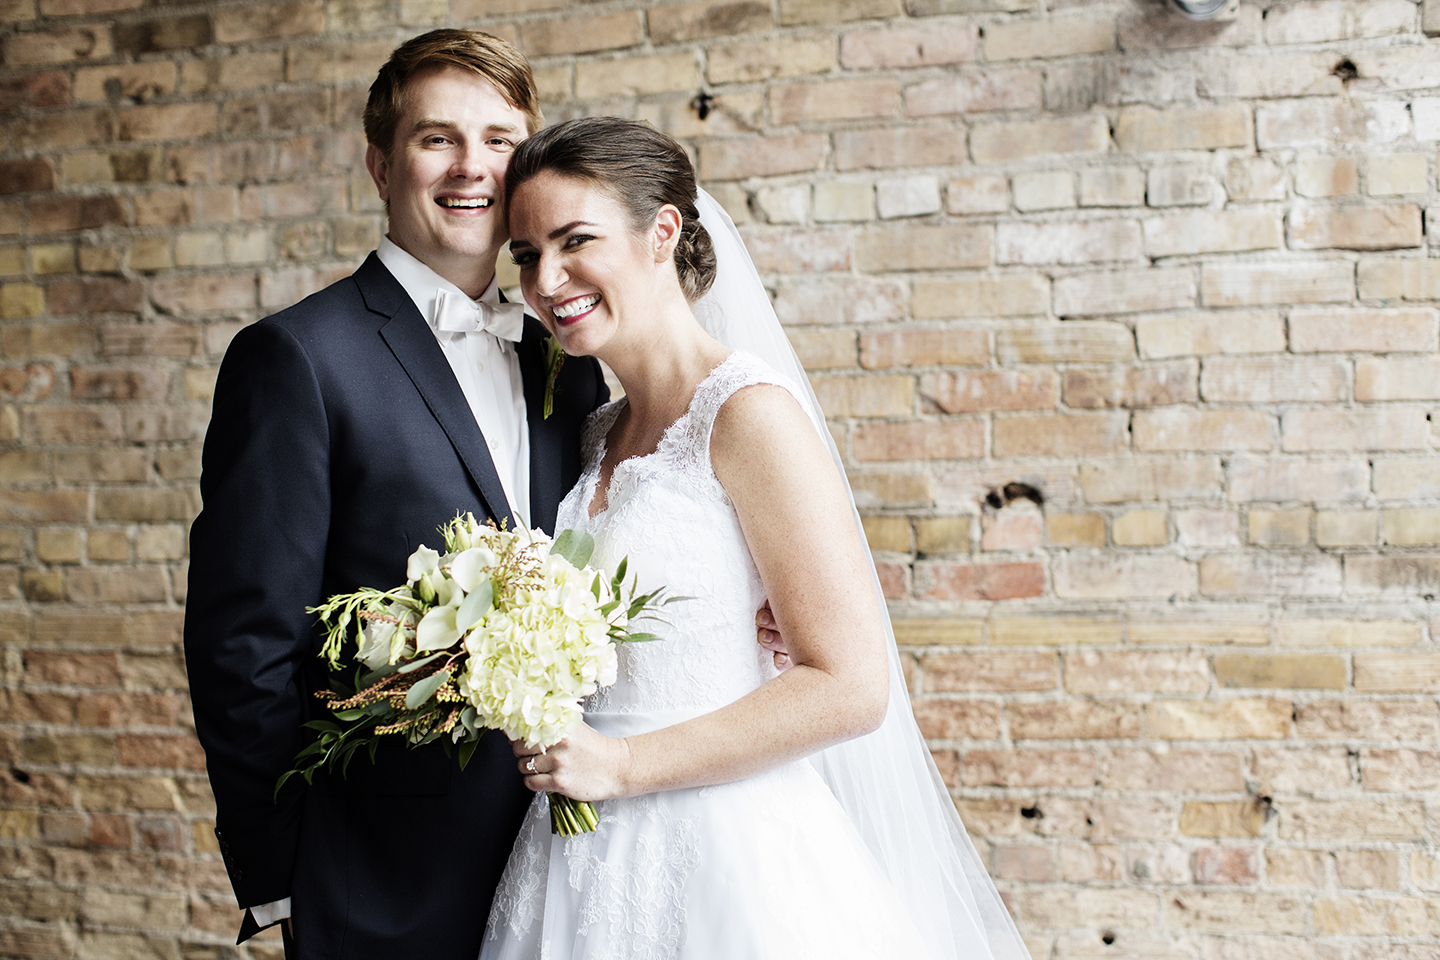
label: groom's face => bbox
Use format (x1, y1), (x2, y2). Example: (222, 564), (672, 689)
(365, 65), (529, 296)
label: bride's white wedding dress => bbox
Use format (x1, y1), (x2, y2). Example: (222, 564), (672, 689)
(479, 351), (933, 960)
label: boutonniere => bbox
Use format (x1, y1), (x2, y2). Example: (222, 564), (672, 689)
(542, 336), (566, 420)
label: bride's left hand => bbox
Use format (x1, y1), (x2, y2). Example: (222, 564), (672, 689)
(513, 724), (632, 802)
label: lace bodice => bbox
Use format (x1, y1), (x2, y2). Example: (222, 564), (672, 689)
(554, 352), (796, 716)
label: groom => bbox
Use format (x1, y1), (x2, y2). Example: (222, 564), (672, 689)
(184, 30), (609, 960)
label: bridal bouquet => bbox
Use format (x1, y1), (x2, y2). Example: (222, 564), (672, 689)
(279, 514), (670, 836)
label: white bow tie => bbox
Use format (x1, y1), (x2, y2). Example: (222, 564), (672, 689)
(431, 289), (526, 342)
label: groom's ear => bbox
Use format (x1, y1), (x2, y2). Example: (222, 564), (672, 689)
(365, 144), (391, 204)
(652, 204), (682, 263)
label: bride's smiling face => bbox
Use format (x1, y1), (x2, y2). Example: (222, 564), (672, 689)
(508, 171), (678, 357)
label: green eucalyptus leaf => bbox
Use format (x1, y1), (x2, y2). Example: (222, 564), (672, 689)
(458, 738), (478, 771)
(404, 669), (451, 710)
(553, 529), (595, 569)
(398, 651), (444, 674)
(332, 708), (368, 721)
(455, 580), (493, 633)
(619, 631), (664, 644)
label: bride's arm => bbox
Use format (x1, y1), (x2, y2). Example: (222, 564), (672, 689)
(515, 382), (891, 801)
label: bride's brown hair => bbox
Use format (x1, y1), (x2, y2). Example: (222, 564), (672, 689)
(505, 117), (717, 302)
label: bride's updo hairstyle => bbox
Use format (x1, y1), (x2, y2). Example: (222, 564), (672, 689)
(505, 117), (717, 302)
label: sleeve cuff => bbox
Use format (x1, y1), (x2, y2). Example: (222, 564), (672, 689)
(248, 897), (292, 927)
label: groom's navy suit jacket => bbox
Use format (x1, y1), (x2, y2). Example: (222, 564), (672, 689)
(184, 253), (607, 960)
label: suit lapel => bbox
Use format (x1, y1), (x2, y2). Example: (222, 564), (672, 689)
(356, 254), (522, 531)
(517, 316), (566, 535)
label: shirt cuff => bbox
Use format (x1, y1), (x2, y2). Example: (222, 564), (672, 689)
(248, 897), (292, 927)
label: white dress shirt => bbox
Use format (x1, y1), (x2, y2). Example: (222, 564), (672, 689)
(378, 236), (531, 526)
(246, 243), (532, 931)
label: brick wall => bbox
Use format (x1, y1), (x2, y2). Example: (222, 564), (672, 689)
(3, 0), (1440, 956)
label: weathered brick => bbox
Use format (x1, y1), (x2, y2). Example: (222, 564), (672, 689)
(1067, 650), (1207, 694)
(1224, 157), (1286, 202)
(1046, 512), (1104, 547)
(1054, 554), (1196, 600)
(1226, 458), (1369, 503)
(910, 698), (998, 739)
(834, 127), (968, 170)
(1180, 801), (1265, 837)
(923, 651), (1056, 692)
(946, 175), (1008, 214)
(706, 36), (836, 84)
(1115, 105), (1250, 153)
(1134, 409), (1272, 453)
(997, 220), (1140, 266)
(852, 420), (983, 460)
(912, 275), (1047, 320)
(0, 158), (55, 195)
(1215, 655), (1345, 690)
(970, 116), (1109, 164)
(576, 53), (700, 99)
(1361, 748), (1440, 791)
(647, 0), (770, 44)
(1100, 749), (1243, 792)
(1247, 507), (1311, 546)
(1202, 357), (1345, 403)
(980, 507), (1041, 551)
(1165, 892), (1306, 934)
(1316, 510), (1379, 547)
(840, 24), (977, 69)
(914, 517), (970, 554)
(1173, 509), (1241, 550)
(1383, 508), (1440, 546)
(855, 224), (990, 272)
(893, 617), (978, 645)
(1079, 166), (1146, 208)
(1278, 800), (1426, 841)
(1256, 98), (1408, 149)
(1008, 700), (1142, 739)
(859, 328), (986, 370)
(1112, 508), (1167, 546)
(1079, 456), (1223, 503)
(777, 0), (902, 25)
(904, 69), (1041, 117)
(1201, 262), (1355, 307)
(5, 24), (112, 65)
(963, 749), (1096, 788)
(1297, 699), (1438, 740)
(698, 135), (828, 181)
(747, 231), (850, 274)
(915, 561), (1045, 601)
(1147, 164), (1212, 208)
(1140, 312), (1290, 359)
(770, 77), (899, 125)
(996, 323), (1134, 364)
(811, 374), (912, 417)
(1054, 268), (1194, 317)
(215, 0), (323, 43)
(1282, 407), (1428, 453)
(1353, 652), (1440, 691)
(811, 181), (873, 222)
(1201, 553), (1342, 598)
(1143, 211), (1282, 258)
(1065, 363), (1196, 409)
(876, 176), (940, 219)
(1290, 204), (1422, 251)
(1375, 458), (1440, 499)
(920, 370), (1056, 413)
(1011, 171), (1074, 213)
(984, 10), (1114, 60)
(1148, 699), (1292, 739)
(994, 412), (1128, 458)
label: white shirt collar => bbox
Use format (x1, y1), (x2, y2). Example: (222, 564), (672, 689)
(376, 236), (500, 327)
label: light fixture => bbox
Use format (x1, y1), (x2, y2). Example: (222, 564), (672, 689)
(1171, 0), (1232, 18)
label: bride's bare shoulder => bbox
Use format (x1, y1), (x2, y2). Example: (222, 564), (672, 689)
(709, 380), (832, 485)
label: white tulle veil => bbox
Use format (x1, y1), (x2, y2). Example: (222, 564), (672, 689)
(691, 189), (1032, 960)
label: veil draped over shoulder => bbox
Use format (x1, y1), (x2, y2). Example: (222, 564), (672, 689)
(691, 190), (1032, 960)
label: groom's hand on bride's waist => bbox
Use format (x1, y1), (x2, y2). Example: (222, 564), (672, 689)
(756, 601), (790, 670)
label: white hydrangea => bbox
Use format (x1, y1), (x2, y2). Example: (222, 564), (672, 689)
(455, 542), (623, 749)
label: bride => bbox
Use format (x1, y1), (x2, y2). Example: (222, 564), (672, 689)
(481, 116), (1029, 960)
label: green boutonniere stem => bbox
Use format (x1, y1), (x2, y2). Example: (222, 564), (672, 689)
(542, 336), (566, 420)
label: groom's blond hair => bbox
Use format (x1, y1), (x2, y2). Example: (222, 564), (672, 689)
(364, 29), (543, 158)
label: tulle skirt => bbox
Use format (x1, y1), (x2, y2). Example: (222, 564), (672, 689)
(479, 712), (934, 960)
